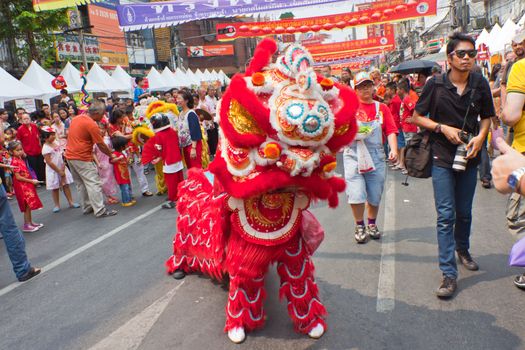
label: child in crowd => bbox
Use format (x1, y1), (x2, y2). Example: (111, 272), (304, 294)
(8, 140), (43, 232)
(51, 111), (68, 150)
(41, 127), (79, 213)
(111, 136), (136, 207)
(0, 139), (14, 199)
(94, 121), (119, 204)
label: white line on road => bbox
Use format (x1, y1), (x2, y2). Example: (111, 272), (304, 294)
(88, 281), (185, 350)
(0, 205), (162, 298)
(376, 171), (396, 313)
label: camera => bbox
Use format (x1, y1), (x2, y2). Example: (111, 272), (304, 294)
(452, 131), (472, 172)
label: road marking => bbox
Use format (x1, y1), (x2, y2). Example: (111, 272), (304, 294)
(88, 281), (185, 350)
(0, 206), (162, 298)
(376, 171), (396, 313)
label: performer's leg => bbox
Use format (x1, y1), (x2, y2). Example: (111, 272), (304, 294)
(225, 231), (273, 336)
(277, 235), (327, 336)
(154, 162), (167, 195)
(164, 171), (183, 202)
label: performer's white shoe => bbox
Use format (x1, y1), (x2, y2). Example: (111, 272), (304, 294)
(308, 323), (325, 339)
(228, 327), (246, 344)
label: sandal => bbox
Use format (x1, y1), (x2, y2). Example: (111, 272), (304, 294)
(98, 209), (118, 218)
(107, 197), (119, 205)
(18, 267), (41, 282)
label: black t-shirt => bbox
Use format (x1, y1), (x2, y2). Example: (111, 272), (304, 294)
(415, 72), (495, 169)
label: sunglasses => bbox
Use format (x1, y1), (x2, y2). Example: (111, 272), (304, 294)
(450, 49), (478, 59)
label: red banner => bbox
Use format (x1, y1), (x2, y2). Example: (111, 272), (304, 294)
(187, 45), (234, 57)
(217, 0), (436, 41)
(305, 24), (394, 55)
(313, 49), (385, 62)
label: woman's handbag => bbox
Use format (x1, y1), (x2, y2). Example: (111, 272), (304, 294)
(404, 131), (432, 178)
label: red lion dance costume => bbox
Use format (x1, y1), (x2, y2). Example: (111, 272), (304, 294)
(166, 39), (358, 343)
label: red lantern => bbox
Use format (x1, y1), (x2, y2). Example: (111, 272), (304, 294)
(383, 8), (394, 16)
(299, 25), (310, 33)
(262, 27), (272, 34)
(348, 18), (359, 26)
(286, 26), (296, 34)
(359, 15), (370, 23)
(251, 26), (261, 33)
(311, 24), (321, 31)
(371, 12), (381, 20)
(239, 25), (249, 32)
(336, 21), (347, 29)
(322, 22), (334, 30)
(407, 0), (418, 8)
(395, 4), (407, 12)
(143, 77), (149, 89)
(275, 26), (285, 34)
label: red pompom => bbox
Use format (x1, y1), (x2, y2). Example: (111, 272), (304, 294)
(245, 38), (278, 76)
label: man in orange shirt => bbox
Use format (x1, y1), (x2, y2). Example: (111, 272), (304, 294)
(65, 100), (117, 217)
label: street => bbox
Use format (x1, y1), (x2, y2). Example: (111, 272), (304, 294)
(1, 164), (524, 350)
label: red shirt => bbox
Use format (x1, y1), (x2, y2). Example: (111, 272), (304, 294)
(387, 94), (402, 129)
(401, 95), (418, 133)
(16, 123), (41, 156)
(112, 151), (131, 185)
(356, 101), (398, 140)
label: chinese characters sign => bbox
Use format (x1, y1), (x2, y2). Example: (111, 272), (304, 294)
(56, 35), (100, 63)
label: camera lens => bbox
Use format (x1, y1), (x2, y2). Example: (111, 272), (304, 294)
(452, 143), (468, 172)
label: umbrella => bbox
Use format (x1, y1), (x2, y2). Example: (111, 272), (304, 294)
(390, 60), (440, 74)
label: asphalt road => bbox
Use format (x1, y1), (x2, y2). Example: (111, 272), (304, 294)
(1, 164), (524, 350)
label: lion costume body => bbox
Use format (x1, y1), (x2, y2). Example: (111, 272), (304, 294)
(165, 38), (358, 343)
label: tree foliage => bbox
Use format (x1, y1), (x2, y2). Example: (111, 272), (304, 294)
(0, 0), (69, 68)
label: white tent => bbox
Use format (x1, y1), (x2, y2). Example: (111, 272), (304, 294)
(86, 62), (128, 93)
(203, 69), (213, 82)
(0, 67), (43, 105)
(59, 62), (83, 93)
(492, 19), (519, 53)
(147, 67), (171, 91)
(20, 60), (60, 103)
(486, 24), (503, 53)
(174, 68), (188, 87)
(219, 70), (230, 85)
(111, 65), (133, 93)
(475, 28), (490, 47)
(195, 69), (206, 82)
(161, 67), (180, 88)
(186, 69), (201, 86)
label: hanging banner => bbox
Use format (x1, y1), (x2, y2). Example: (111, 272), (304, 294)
(33, 0), (101, 11)
(216, 0), (436, 41)
(187, 45), (235, 57)
(116, 0), (348, 31)
(305, 24), (394, 55)
(313, 49), (386, 62)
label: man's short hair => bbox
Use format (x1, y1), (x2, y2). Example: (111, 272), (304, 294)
(446, 32), (476, 55)
(60, 89), (68, 95)
(431, 66), (442, 74)
(88, 99), (106, 116)
(385, 82), (397, 91)
(397, 79), (410, 92)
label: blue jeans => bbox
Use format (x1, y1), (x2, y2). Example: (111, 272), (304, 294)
(119, 183), (133, 203)
(0, 185), (32, 279)
(431, 165), (478, 278)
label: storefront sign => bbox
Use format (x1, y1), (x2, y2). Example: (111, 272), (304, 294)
(187, 45), (234, 57)
(56, 34), (101, 63)
(33, 0), (100, 11)
(216, 0), (436, 41)
(116, 0), (348, 31)
(100, 51), (129, 67)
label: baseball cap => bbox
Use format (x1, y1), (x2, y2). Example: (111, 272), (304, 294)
(354, 71), (374, 87)
(512, 28), (525, 44)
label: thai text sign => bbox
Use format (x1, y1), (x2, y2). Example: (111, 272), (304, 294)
(56, 34), (101, 63)
(187, 45), (235, 57)
(116, 0), (348, 31)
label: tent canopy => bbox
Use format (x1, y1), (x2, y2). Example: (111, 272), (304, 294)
(86, 62), (128, 93)
(0, 67), (43, 105)
(111, 65), (133, 93)
(59, 62), (83, 93)
(20, 60), (60, 102)
(147, 67), (171, 91)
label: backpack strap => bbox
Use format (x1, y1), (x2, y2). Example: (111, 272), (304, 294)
(430, 74), (444, 120)
(374, 101), (383, 124)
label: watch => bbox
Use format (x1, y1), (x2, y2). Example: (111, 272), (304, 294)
(508, 167), (525, 193)
(434, 123), (442, 133)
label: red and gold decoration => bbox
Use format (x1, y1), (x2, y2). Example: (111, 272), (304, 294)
(217, 0), (436, 41)
(165, 38), (358, 344)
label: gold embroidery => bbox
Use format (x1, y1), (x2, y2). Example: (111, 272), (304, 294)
(244, 193), (294, 228)
(335, 124), (350, 136)
(229, 99), (265, 136)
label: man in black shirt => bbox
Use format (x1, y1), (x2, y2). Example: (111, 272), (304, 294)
(412, 32), (495, 298)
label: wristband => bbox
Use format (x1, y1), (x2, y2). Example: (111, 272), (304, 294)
(508, 166), (525, 193)
(434, 123), (442, 133)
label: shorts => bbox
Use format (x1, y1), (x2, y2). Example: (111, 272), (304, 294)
(397, 128), (406, 148)
(343, 146), (386, 207)
(404, 132), (417, 143)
